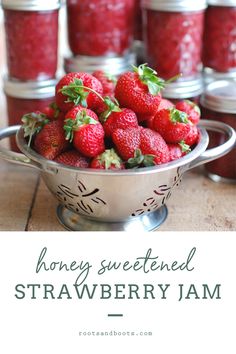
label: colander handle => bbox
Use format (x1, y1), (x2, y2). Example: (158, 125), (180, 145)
(0, 125), (39, 169)
(188, 119), (236, 170)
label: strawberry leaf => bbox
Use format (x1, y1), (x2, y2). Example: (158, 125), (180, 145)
(59, 78), (89, 107)
(100, 96), (121, 122)
(21, 112), (49, 147)
(143, 154), (156, 167)
(126, 148), (144, 168)
(98, 148), (122, 169)
(179, 140), (191, 153)
(169, 108), (189, 124)
(133, 63), (165, 96)
(64, 110), (98, 142)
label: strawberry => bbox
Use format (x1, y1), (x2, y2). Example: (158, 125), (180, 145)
(42, 102), (65, 121)
(34, 120), (70, 160)
(175, 100), (201, 125)
(145, 98), (174, 128)
(168, 142), (191, 162)
(92, 70), (116, 97)
(115, 64), (164, 116)
(21, 111), (49, 147)
(112, 127), (169, 167)
(55, 72), (103, 113)
(152, 108), (191, 144)
(184, 124), (199, 146)
(100, 97), (138, 138)
(64, 108), (105, 158)
(54, 150), (89, 168)
(90, 149), (125, 170)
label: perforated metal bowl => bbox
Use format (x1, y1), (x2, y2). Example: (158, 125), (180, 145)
(0, 120), (235, 231)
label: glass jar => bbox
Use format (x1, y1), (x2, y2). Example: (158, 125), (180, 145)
(134, 0), (143, 41)
(64, 52), (136, 76)
(203, 1), (236, 73)
(2, 0), (60, 81)
(203, 67), (236, 85)
(4, 78), (56, 151)
(200, 80), (236, 183)
(142, 0), (206, 79)
(162, 76), (204, 104)
(66, 0), (135, 57)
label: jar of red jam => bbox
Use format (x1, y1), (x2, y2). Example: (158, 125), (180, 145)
(2, 0), (61, 81)
(162, 76), (204, 104)
(4, 78), (56, 151)
(134, 0), (143, 41)
(200, 80), (236, 183)
(64, 52), (136, 76)
(142, 0), (206, 79)
(66, 0), (135, 57)
(203, 1), (236, 73)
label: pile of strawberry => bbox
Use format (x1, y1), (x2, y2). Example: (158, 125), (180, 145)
(22, 64), (200, 170)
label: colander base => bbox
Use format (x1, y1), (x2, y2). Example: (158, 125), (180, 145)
(56, 204), (168, 232)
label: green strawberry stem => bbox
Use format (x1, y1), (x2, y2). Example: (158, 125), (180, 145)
(127, 149), (156, 168)
(100, 96), (121, 122)
(21, 112), (49, 147)
(64, 110), (98, 142)
(165, 73), (182, 85)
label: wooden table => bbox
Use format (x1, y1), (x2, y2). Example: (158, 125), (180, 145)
(0, 22), (235, 232)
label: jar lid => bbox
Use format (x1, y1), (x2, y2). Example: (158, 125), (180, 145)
(3, 78), (57, 99)
(162, 76), (204, 99)
(200, 80), (236, 113)
(142, 0), (207, 12)
(204, 67), (236, 85)
(1, 0), (61, 11)
(207, 0), (236, 6)
(64, 53), (137, 77)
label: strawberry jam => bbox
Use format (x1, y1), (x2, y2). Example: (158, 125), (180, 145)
(200, 80), (236, 182)
(142, 0), (206, 79)
(203, 3), (236, 72)
(4, 79), (56, 151)
(66, 0), (135, 56)
(2, 1), (60, 81)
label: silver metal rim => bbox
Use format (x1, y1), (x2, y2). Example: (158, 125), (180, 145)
(200, 80), (236, 113)
(207, 0), (236, 6)
(2, 0), (61, 11)
(16, 126), (209, 176)
(204, 67), (236, 83)
(64, 53), (136, 76)
(142, 0), (207, 12)
(162, 77), (204, 99)
(56, 204), (168, 231)
(3, 77), (57, 99)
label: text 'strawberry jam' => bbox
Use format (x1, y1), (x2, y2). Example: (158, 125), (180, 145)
(203, 1), (236, 73)
(162, 76), (203, 104)
(4, 79), (56, 151)
(200, 80), (236, 183)
(66, 0), (135, 57)
(142, 0), (206, 80)
(2, 0), (60, 81)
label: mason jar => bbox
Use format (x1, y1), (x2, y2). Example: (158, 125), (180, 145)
(2, 0), (61, 81)
(142, 0), (206, 79)
(200, 80), (236, 183)
(162, 76), (204, 104)
(64, 52), (136, 76)
(203, 0), (236, 73)
(4, 78), (56, 151)
(203, 67), (236, 85)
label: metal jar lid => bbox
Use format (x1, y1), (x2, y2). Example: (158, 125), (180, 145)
(162, 76), (204, 100)
(1, 0), (61, 11)
(142, 0), (207, 12)
(204, 67), (236, 85)
(3, 78), (57, 99)
(207, 0), (236, 6)
(64, 53), (137, 77)
(200, 80), (236, 113)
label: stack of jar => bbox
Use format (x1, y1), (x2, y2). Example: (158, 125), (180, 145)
(64, 0), (137, 76)
(202, 0), (236, 84)
(141, 0), (207, 103)
(1, 0), (61, 150)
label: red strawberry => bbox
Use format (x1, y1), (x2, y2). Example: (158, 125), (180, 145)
(168, 142), (191, 162)
(175, 100), (201, 125)
(64, 108), (105, 158)
(55, 72), (103, 113)
(112, 127), (169, 167)
(65, 105), (99, 122)
(184, 124), (199, 146)
(54, 150), (89, 168)
(145, 98), (174, 128)
(153, 108), (191, 143)
(34, 120), (70, 160)
(100, 97), (138, 138)
(42, 102), (65, 121)
(90, 149), (125, 170)
(115, 64), (164, 115)
(92, 70), (116, 97)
